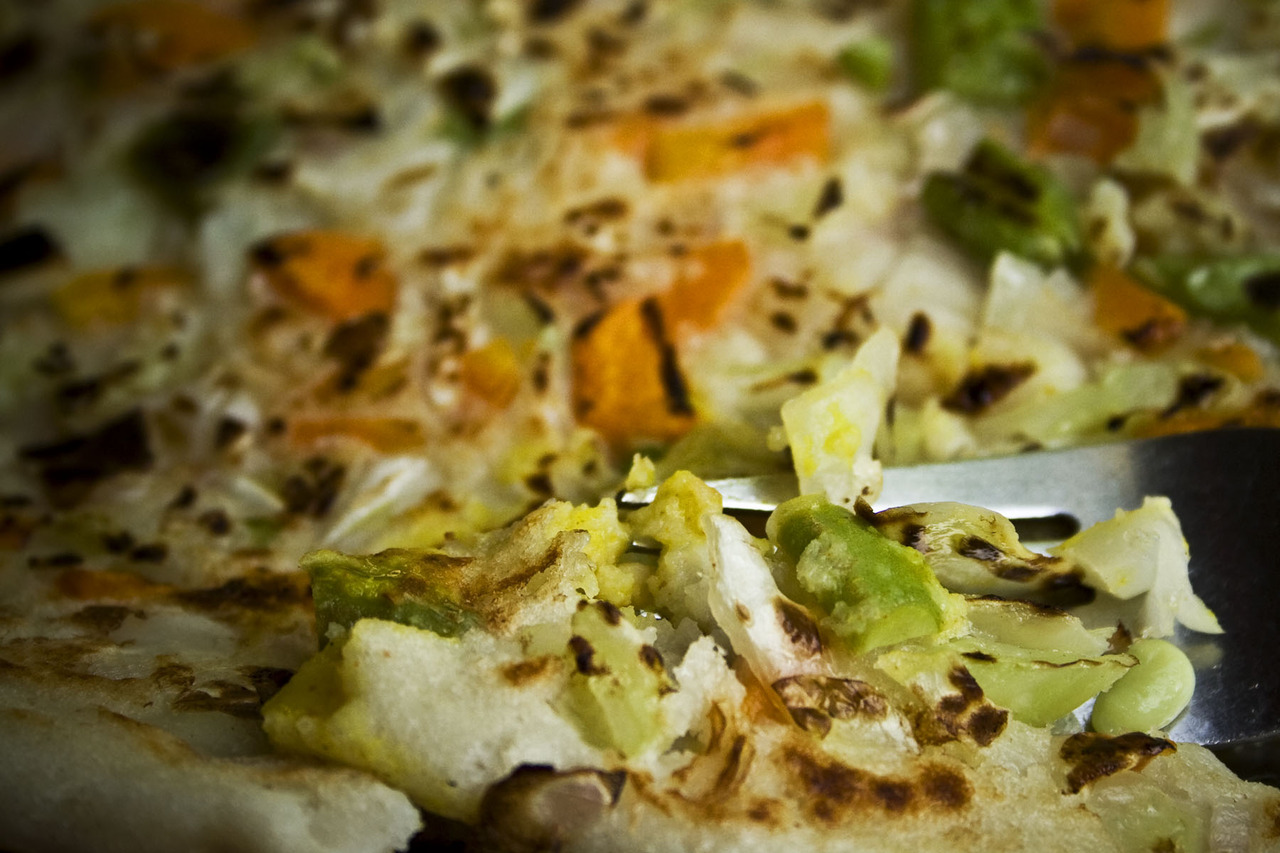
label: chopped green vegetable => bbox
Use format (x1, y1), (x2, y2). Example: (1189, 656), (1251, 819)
(1135, 253), (1280, 345)
(921, 139), (1083, 268)
(1090, 638), (1195, 735)
(769, 495), (949, 653)
(837, 38), (895, 92)
(961, 640), (1134, 727)
(911, 0), (1048, 105)
(559, 601), (672, 758)
(302, 548), (481, 644)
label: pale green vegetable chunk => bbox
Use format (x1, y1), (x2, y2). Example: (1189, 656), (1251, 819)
(959, 641), (1135, 728)
(1090, 638), (1195, 735)
(560, 601), (673, 758)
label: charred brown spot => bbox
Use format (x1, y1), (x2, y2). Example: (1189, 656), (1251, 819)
(813, 177), (844, 219)
(569, 635), (606, 675)
(942, 363), (1035, 414)
(0, 225), (61, 276)
(920, 765), (971, 809)
(1059, 732), (1175, 794)
(1245, 272), (1280, 310)
(474, 764), (625, 852)
(638, 644), (664, 672)
(19, 409), (154, 509)
(152, 662), (196, 691)
(775, 599), (822, 657)
(904, 313), (932, 354)
(173, 569), (310, 613)
(596, 600), (623, 625)
(502, 655), (559, 686)
(438, 65), (497, 131)
(323, 312), (389, 388)
(241, 665), (295, 702)
(1162, 373), (1224, 418)
(773, 675), (888, 736)
(967, 705), (1009, 747)
(68, 605), (140, 634)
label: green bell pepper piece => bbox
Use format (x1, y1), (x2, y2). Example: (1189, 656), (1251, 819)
(302, 548), (480, 644)
(922, 138), (1084, 269)
(911, 0), (1048, 105)
(770, 495), (948, 653)
(1135, 253), (1280, 345)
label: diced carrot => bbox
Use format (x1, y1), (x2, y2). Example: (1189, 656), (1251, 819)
(571, 297), (697, 446)
(644, 101), (831, 183)
(570, 242), (752, 446)
(89, 0), (255, 90)
(55, 568), (172, 601)
(658, 240), (752, 335)
(1138, 403), (1280, 438)
(52, 266), (188, 329)
(1091, 265), (1187, 350)
(251, 230), (398, 321)
(1197, 342), (1264, 383)
(1053, 0), (1169, 51)
(1027, 59), (1161, 164)
(459, 338), (523, 408)
(289, 416), (426, 453)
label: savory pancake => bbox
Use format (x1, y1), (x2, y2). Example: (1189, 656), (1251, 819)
(1, 0), (1279, 850)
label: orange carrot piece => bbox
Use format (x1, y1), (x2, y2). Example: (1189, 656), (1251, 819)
(1053, 0), (1169, 51)
(659, 240), (752, 335)
(1091, 265), (1187, 350)
(571, 297), (696, 446)
(459, 338), (523, 408)
(1198, 342), (1264, 383)
(289, 416), (426, 453)
(644, 101), (830, 182)
(90, 0), (255, 89)
(1027, 59), (1161, 164)
(52, 265), (189, 329)
(251, 230), (398, 321)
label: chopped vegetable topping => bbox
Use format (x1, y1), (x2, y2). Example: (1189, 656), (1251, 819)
(1135, 253), (1280, 345)
(302, 548), (480, 643)
(769, 495), (952, 654)
(643, 101), (831, 182)
(911, 0), (1048, 105)
(921, 139), (1083, 268)
(251, 230), (399, 321)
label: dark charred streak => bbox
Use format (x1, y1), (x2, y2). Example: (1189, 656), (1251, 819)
(770, 277), (809, 300)
(323, 312), (389, 388)
(900, 523), (928, 553)
(214, 416), (248, 451)
(1162, 373), (1224, 418)
(904, 313), (932, 354)
(402, 19), (441, 59)
(568, 635), (606, 675)
(957, 537), (1003, 563)
(0, 225), (61, 276)
(943, 363), (1036, 414)
(960, 650), (997, 663)
(1059, 732), (1175, 794)
(775, 599), (823, 656)
(1245, 271), (1280, 311)
(501, 655), (559, 686)
(597, 600), (623, 625)
(437, 65), (497, 131)
(639, 644), (665, 673)
(748, 368), (818, 393)
(643, 94), (689, 116)
(639, 297), (694, 417)
(69, 605), (141, 634)
(813, 177), (844, 219)
(173, 570), (310, 614)
(18, 409), (154, 509)
(948, 667), (984, 703)
(773, 675), (888, 736)
(129, 543), (168, 563)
